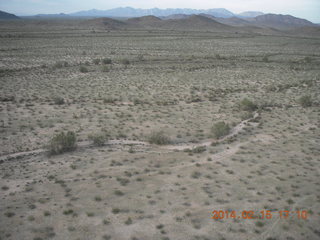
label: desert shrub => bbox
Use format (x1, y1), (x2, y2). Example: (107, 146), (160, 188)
(125, 217), (133, 225)
(133, 98), (144, 105)
(262, 56), (269, 62)
(92, 58), (101, 65)
(192, 146), (206, 153)
(298, 95), (312, 107)
(137, 54), (144, 61)
(185, 146), (206, 153)
(187, 95), (202, 103)
(0, 95), (15, 102)
(48, 131), (77, 155)
(103, 97), (117, 103)
(102, 58), (112, 64)
(303, 56), (312, 63)
(53, 96), (65, 105)
(239, 98), (257, 112)
(265, 85), (277, 92)
(79, 65), (88, 73)
(240, 111), (253, 120)
(101, 65), (110, 72)
(212, 121), (230, 139)
(54, 61), (68, 69)
(88, 133), (108, 146)
(148, 131), (171, 145)
(121, 59), (130, 65)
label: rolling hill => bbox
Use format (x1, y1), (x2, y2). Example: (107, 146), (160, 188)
(83, 17), (127, 29)
(238, 11), (264, 18)
(83, 14), (235, 32)
(249, 14), (315, 30)
(0, 10), (20, 20)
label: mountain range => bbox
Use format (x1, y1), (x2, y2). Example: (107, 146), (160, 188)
(82, 14), (317, 34)
(69, 7), (237, 18)
(0, 8), (318, 33)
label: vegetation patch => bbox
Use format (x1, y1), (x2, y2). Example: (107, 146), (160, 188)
(298, 95), (312, 107)
(48, 131), (77, 155)
(212, 121), (230, 139)
(148, 131), (171, 145)
(239, 98), (257, 112)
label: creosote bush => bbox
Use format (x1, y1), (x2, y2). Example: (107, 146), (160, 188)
(239, 98), (257, 112)
(88, 133), (108, 146)
(121, 59), (130, 65)
(53, 61), (68, 69)
(148, 131), (171, 145)
(79, 65), (88, 73)
(102, 58), (112, 64)
(92, 58), (101, 65)
(53, 96), (65, 105)
(48, 131), (77, 155)
(240, 111), (253, 121)
(101, 65), (110, 72)
(298, 95), (312, 107)
(212, 121), (230, 139)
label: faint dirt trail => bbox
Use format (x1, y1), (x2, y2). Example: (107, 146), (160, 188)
(0, 112), (259, 163)
(162, 112), (259, 151)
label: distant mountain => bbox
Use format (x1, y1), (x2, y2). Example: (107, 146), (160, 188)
(70, 7), (235, 18)
(238, 11), (264, 18)
(126, 15), (162, 28)
(84, 14), (235, 32)
(162, 14), (189, 20)
(250, 14), (315, 29)
(160, 15), (234, 31)
(33, 13), (71, 18)
(199, 14), (251, 27)
(83, 17), (127, 29)
(0, 10), (20, 19)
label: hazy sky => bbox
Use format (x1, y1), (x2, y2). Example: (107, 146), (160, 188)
(0, 0), (319, 22)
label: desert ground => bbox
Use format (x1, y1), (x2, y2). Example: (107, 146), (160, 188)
(0, 20), (319, 240)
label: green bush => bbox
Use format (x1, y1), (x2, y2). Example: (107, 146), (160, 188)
(121, 59), (130, 65)
(54, 61), (68, 69)
(53, 96), (65, 105)
(262, 56), (269, 62)
(102, 58), (112, 64)
(79, 65), (88, 73)
(239, 98), (257, 112)
(212, 121), (230, 139)
(103, 97), (117, 103)
(240, 111), (253, 121)
(48, 131), (77, 155)
(93, 58), (101, 65)
(148, 131), (171, 145)
(298, 95), (312, 107)
(185, 146), (206, 154)
(101, 65), (110, 72)
(88, 133), (108, 146)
